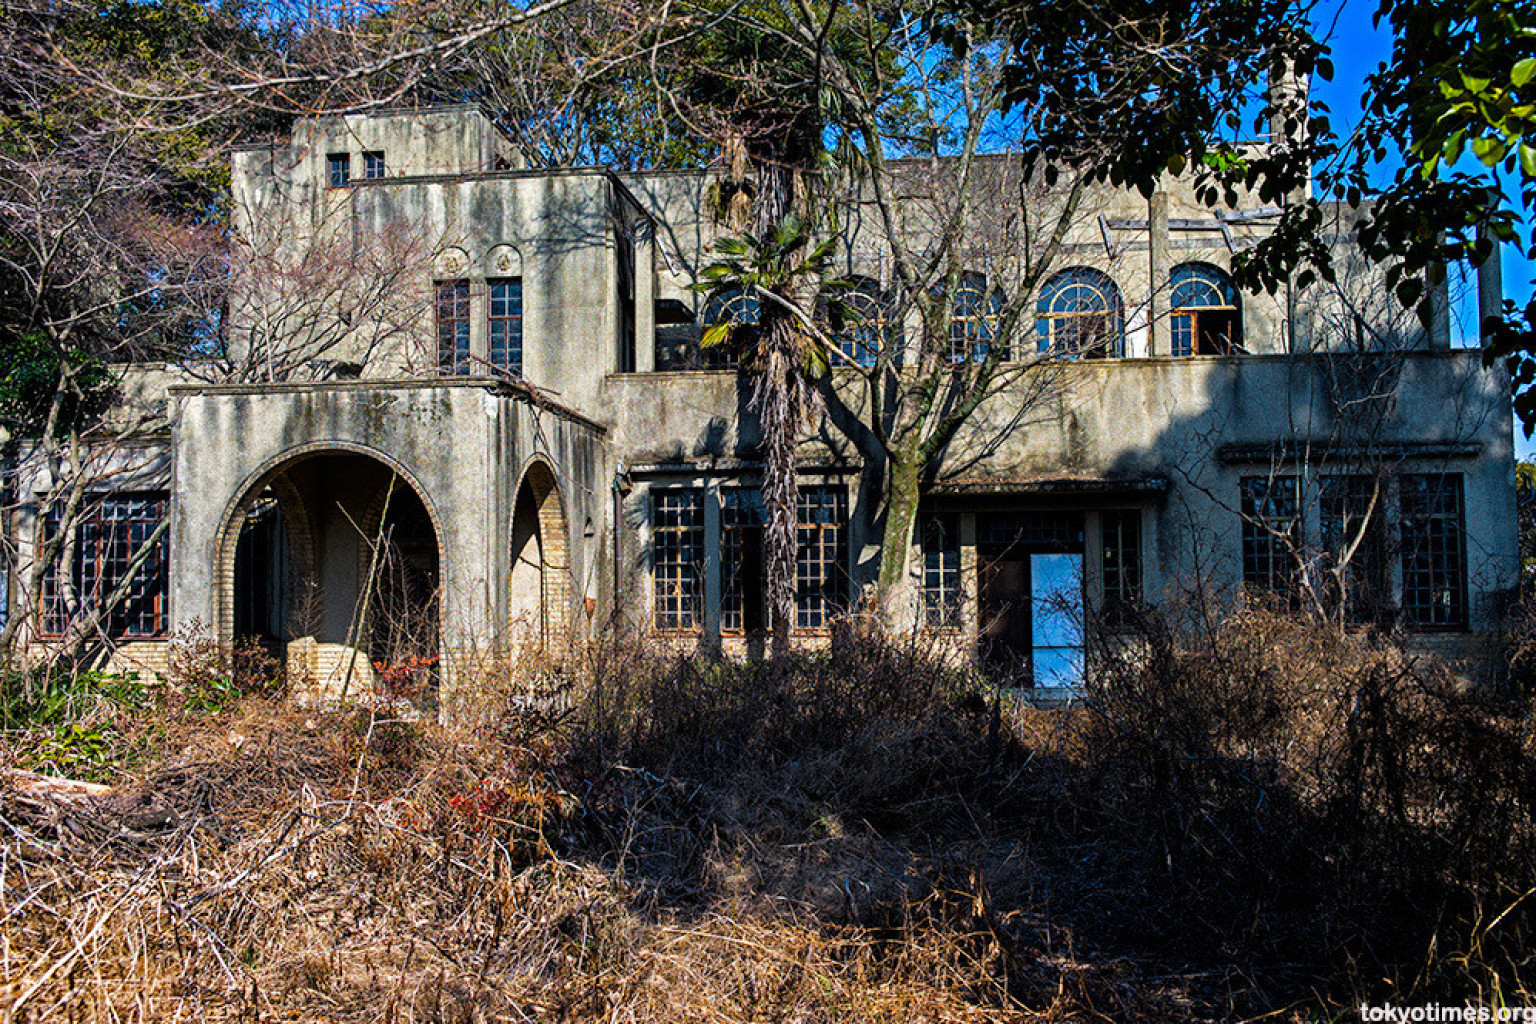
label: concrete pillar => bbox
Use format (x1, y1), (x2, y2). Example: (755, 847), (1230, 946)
(635, 220), (657, 373)
(1478, 228), (1505, 344)
(1429, 271), (1452, 350)
(1148, 193), (1170, 356)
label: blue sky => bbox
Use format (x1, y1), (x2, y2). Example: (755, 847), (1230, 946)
(1310, 0), (1536, 457)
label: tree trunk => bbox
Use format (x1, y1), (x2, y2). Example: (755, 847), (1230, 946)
(873, 449), (923, 632)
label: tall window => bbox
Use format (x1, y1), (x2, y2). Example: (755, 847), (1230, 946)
(1035, 267), (1124, 358)
(1241, 476), (1300, 604)
(1100, 509), (1142, 618)
(653, 490), (705, 631)
(363, 151), (385, 179)
(1401, 474), (1466, 628)
(701, 286), (758, 370)
(40, 493), (168, 637)
(948, 272), (1005, 362)
(488, 278), (523, 375)
(796, 486), (849, 630)
(922, 511), (962, 628)
(827, 277), (889, 368)
(1319, 475), (1388, 624)
(721, 487), (766, 634)
(327, 153), (350, 188)
(1170, 263), (1242, 356)
(436, 280), (471, 375)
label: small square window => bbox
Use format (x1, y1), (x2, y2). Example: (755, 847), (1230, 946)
(363, 151), (385, 179)
(327, 153), (350, 188)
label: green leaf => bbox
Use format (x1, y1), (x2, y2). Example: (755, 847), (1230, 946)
(1521, 141), (1536, 179)
(1513, 57), (1536, 88)
(700, 322), (732, 349)
(1471, 136), (1506, 165)
(1166, 152), (1186, 176)
(1445, 129), (1466, 165)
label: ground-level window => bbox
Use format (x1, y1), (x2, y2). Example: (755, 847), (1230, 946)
(436, 279), (471, 375)
(922, 511), (962, 629)
(1401, 473), (1466, 628)
(795, 486), (849, 630)
(652, 489), (705, 631)
(1240, 475), (1300, 604)
(488, 277), (523, 375)
(721, 487), (765, 634)
(40, 492), (168, 638)
(1100, 509), (1141, 618)
(650, 483), (849, 634)
(1319, 474), (1388, 624)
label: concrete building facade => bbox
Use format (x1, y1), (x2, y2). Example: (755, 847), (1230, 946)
(4, 105), (1519, 707)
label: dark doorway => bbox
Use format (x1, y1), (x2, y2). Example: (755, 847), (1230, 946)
(368, 486), (441, 674)
(233, 488), (289, 642)
(977, 512), (1086, 690)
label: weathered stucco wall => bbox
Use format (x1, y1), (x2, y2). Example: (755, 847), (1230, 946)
(169, 379), (609, 713)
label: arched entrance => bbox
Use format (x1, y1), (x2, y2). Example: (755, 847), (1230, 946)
(221, 448), (443, 702)
(508, 461), (571, 651)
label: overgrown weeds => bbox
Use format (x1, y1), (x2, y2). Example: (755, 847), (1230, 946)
(2, 612), (1534, 1021)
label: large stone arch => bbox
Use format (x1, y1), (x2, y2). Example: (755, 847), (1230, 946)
(508, 457), (573, 651)
(214, 442), (446, 697)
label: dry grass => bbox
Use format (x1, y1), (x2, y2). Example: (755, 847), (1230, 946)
(2, 613), (1535, 1022)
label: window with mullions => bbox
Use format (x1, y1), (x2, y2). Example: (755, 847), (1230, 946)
(40, 493), (168, 638)
(795, 486), (849, 630)
(435, 280), (471, 375)
(721, 488), (766, 634)
(922, 512), (962, 629)
(1170, 263), (1242, 356)
(947, 272), (1006, 362)
(363, 151), (385, 179)
(701, 286), (758, 370)
(1241, 476), (1301, 604)
(327, 153), (350, 188)
(826, 277), (890, 368)
(1100, 510), (1142, 618)
(1035, 267), (1124, 358)
(653, 489), (705, 631)
(488, 278), (523, 375)
(1401, 474), (1466, 628)
(1319, 475), (1389, 624)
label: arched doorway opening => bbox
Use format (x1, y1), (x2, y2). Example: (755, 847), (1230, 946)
(222, 449), (443, 702)
(508, 461), (571, 651)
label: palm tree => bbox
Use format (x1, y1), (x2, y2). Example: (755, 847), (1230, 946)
(697, 215), (843, 658)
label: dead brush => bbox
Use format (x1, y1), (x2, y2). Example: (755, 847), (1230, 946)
(1082, 598), (1536, 1007)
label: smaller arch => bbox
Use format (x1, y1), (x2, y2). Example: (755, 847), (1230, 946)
(700, 285), (760, 370)
(509, 458), (574, 652)
(943, 271), (1006, 363)
(483, 243), (522, 277)
(433, 246), (471, 278)
(1170, 262), (1243, 356)
(1035, 267), (1125, 358)
(824, 275), (893, 368)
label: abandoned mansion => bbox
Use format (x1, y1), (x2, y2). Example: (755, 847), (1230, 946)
(2, 105), (1519, 707)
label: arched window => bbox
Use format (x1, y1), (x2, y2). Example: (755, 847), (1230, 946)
(701, 285), (760, 370)
(1035, 267), (1124, 358)
(825, 276), (891, 368)
(947, 272), (1006, 362)
(1170, 262), (1242, 356)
